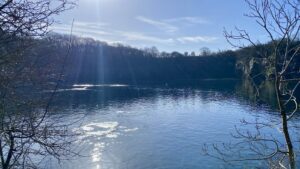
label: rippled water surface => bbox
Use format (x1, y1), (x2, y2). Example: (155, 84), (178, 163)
(43, 82), (298, 169)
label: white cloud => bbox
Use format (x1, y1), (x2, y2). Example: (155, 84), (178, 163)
(51, 21), (218, 48)
(165, 17), (209, 24)
(51, 22), (176, 45)
(50, 25), (111, 36)
(74, 21), (109, 29)
(136, 16), (178, 33)
(117, 31), (175, 44)
(51, 21), (111, 36)
(177, 36), (218, 43)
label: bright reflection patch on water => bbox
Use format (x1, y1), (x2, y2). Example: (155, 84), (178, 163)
(72, 120), (139, 169)
(81, 122), (119, 137)
(92, 143), (105, 162)
(46, 84), (130, 93)
(73, 84), (129, 88)
(58, 87), (89, 91)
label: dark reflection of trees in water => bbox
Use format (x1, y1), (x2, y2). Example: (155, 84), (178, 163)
(203, 78), (300, 168)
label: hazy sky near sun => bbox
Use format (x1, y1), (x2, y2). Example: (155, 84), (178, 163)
(52, 0), (267, 53)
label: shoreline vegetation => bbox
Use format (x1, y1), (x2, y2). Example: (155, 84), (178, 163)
(12, 33), (299, 86)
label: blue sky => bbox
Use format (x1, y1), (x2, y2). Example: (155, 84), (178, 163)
(52, 0), (267, 53)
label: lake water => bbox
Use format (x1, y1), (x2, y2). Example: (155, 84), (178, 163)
(43, 81), (299, 169)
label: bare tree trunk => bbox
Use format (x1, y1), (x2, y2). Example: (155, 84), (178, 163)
(282, 113), (296, 169)
(275, 75), (296, 169)
(2, 132), (14, 169)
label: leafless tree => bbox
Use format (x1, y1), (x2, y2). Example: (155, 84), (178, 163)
(204, 0), (300, 169)
(199, 47), (211, 56)
(0, 0), (76, 168)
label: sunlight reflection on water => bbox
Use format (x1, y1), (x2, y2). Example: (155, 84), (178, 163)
(73, 120), (139, 169)
(73, 84), (129, 88)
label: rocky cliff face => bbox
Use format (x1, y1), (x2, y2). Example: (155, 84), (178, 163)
(236, 57), (268, 84)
